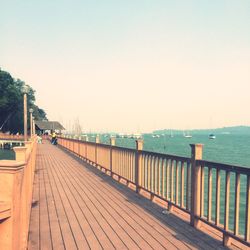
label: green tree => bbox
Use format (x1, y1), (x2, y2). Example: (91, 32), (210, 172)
(0, 68), (47, 133)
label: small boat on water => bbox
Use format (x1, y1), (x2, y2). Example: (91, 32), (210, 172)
(183, 131), (192, 138)
(152, 134), (160, 138)
(209, 134), (216, 139)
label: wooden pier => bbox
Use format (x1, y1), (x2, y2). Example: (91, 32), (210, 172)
(0, 135), (249, 249)
(28, 141), (227, 249)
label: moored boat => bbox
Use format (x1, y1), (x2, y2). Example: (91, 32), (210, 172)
(209, 134), (216, 139)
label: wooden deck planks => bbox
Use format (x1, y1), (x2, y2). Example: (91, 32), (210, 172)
(59, 159), (177, 250)
(28, 142), (228, 250)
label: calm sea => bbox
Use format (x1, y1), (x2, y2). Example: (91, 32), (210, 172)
(110, 134), (250, 167)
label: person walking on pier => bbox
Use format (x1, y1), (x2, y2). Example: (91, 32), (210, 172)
(51, 132), (57, 145)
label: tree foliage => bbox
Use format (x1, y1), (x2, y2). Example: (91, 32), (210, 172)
(0, 68), (47, 133)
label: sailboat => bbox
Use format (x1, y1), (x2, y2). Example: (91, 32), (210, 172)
(183, 131), (192, 138)
(169, 130), (174, 137)
(208, 117), (216, 139)
(209, 134), (216, 139)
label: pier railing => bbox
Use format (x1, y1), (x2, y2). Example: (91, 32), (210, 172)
(0, 136), (37, 250)
(0, 133), (24, 141)
(57, 136), (250, 247)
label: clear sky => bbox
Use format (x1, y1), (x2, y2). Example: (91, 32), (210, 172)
(1, 0), (250, 133)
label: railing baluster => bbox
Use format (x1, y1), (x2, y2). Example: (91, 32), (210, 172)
(215, 169), (221, 225)
(131, 152), (134, 182)
(141, 154), (144, 187)
(144, 155), (147, 189)
(186, 163), (190, 210)
(118, 150), (120, 176)
(132, 152), (134, 182)
(180, 161), (184, 208)
(126, 151), (129, 180)
(121, 151), (123, 177)
(124, 151), (127, 179)
(166, 159), (170, 200)
(121, 151), (124, 178)
(234, 173), (240, 235)
(245, 175), (250, 242)
(207, 167), (212, 222)
(146, 156), (151, 190)
(223, 171), (231, 246)
(158, 158), (161, 196)
(175, 161), (179, 205)
(154, 157), (157, 194)
(151, 156), (155, 193)
(171, 160), (174, 202)
(161, 159), (165, 198)
(130, 152), (132, 182)
(200, 165), (204, 217)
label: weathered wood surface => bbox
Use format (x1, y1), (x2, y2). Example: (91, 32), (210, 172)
(28, 142), (231, 250)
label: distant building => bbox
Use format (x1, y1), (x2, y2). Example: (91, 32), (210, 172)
(35, 121), (65, 135)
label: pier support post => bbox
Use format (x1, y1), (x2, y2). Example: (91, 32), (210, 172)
(135, 139), (143, 193)
(14, 147), (27, 162)
(110, 136), (116, 176)
(0, 160), (25, 250)
(190, 144), (203, 229)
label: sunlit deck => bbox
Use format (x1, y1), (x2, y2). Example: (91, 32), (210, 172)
(28, 142), (230, 249)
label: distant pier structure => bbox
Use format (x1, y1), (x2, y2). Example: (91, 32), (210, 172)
(0, 140), (23, 149)
(35, 120), (65, 134)
(0, 134), (24, 149)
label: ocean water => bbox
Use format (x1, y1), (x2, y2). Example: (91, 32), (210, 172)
(0, 149), (15, 160)
(101, 133), (250, 167)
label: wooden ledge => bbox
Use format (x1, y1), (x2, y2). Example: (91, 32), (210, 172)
(0, 160), (25, 172)
(0, 201), (11, 220)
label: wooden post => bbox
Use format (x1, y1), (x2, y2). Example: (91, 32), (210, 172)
(95, 136), (100, 165)
(14, 147), (27, 162)
(78, 137), (81, 158)
(85, 136), (88, 160)
(0, 159), (26, 250)
(190, 144), (203, 228)
(110, 137), (116, 175)
(135, 139), (143, 193)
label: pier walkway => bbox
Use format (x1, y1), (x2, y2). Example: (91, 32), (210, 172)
(28, 142), (227, 250)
